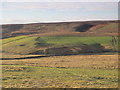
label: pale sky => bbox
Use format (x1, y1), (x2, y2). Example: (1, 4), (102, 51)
(0, 1), (118, 24)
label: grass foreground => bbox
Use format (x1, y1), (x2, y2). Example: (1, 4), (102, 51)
(2, 65), (118, 88)
(2, 55), (118, 88)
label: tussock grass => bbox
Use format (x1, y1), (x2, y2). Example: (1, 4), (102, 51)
(2, 64), (118, 88)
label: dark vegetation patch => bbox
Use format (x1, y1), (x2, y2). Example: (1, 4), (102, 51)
(35, 42), (53, 48)
(30, 43), (111, 56)
(1, 43), (113, 60)
(29, 50), (44, 55)
(2, 24), (23, 33)
(74, 24), (94, 32)
(17, 44), (26, 46)
(11, 33), (29, 37)
(45, 47), (76, 56)
(77, 43), (108, 53)
(1, 56), (49, 60)
(45, 43), (110, 56)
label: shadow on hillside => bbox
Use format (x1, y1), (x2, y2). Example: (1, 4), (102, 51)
(1, 55), (49, 60)
(1, 51), (118, 60)
(74, 24), (94, 32)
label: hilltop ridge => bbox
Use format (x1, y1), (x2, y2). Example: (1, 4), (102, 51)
(1, 20), (118, 38)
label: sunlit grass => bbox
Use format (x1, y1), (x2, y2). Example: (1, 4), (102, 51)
(2, 36), (118, 54)
(2, 65), (118, 88)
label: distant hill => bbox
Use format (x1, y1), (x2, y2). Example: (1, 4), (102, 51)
(1, 20), (118, 38)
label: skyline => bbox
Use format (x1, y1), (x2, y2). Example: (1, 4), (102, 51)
(1, 2), (118, 24)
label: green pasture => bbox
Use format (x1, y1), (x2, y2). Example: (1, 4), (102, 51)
(2, 36), (118, 54)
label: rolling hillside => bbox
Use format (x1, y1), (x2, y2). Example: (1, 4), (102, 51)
(1, 20), (118, 38)
(2, 36), (118, 55)
(1, 20), (119, 88)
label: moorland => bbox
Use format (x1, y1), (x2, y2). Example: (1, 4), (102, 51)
(1, 20), (119, 88)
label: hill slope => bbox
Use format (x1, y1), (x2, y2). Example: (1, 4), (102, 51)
(2, 36), (118, 55)
(1, 20), (118, 38)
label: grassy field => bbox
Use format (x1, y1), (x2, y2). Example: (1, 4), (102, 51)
(2, 65), (118, 88)
(37, 36), (113, 46)
(2, 36), (118, 54)
(1, 35), (119, 88)
(2, 54), (118, 88)
(2, 36), (37, 54)
(1, 36), (28, 44)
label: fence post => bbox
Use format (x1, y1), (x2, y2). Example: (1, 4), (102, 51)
(111, 36), (117, 54)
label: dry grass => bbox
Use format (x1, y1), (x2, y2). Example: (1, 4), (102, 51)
(2, 64), (118, 88)
(2, 55), (118, 69)
(2, 54), (118, 88)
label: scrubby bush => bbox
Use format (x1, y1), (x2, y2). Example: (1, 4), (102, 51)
(78, 43), (106, 53)
(29, 50), (44, 55)
(30, 43), (109, 56)
(45, 47), (77, 56)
